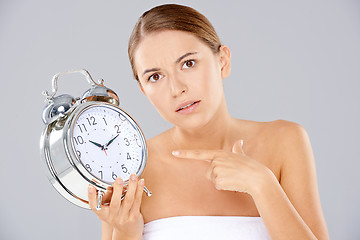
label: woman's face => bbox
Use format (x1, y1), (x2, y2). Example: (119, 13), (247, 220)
(134, 30), (230, 130)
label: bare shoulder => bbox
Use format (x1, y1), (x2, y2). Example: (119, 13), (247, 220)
(234, 118), (308, 153)
(235, 118), (305, 135)
(260, 119), (311, 166)
(253, 119), (306, 137)
(232, 119), (310, 179)
(269, 119), (307, 138)
(247, 119), (309, 150)
(266, 119), (312, 163)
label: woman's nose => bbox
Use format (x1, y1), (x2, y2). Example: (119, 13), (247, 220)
(169, 75), (187, 97)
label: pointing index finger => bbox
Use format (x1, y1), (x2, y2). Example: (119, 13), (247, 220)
(172, 150), (221, 161)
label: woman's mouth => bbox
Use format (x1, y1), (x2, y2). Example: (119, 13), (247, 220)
(176, 100), (201, 114)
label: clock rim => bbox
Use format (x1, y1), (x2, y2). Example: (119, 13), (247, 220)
(66, 101), (148, 189)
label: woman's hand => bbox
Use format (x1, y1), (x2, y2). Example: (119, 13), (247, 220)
(88, 174), (145, 240)
(172, 140), (274, 196)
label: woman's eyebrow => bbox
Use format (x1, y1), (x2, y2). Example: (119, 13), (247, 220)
(142, 68), (160, 77)
(175, 52), (198, 64)
(141, 52), (198, 77)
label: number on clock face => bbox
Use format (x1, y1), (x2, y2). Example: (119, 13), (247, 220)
(72, 105), (144, 183)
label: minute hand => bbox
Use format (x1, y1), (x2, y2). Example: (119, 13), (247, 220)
(105, 134), (119, 147)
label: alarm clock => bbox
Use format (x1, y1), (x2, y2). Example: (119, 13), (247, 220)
(40, 69), (151, 210)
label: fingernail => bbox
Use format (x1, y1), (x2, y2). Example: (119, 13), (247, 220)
(88, 185), (95, 193)
(117, 178), (123, 185)
(131, 174), (137, 181)
(172, 150), (180, 156)
(139, 179), (144, 186)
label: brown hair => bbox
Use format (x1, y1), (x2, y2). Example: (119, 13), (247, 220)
(128, 4), (222, 81)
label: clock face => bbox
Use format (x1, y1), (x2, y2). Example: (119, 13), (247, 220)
(72, 105), (146, 183)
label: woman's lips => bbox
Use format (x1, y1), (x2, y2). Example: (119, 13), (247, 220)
(176, 100), (201, 114)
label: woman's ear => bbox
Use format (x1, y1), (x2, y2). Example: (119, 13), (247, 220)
(219, 45), (231, 79)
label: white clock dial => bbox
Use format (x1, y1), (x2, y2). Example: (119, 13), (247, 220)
(72, 105), (145, 183)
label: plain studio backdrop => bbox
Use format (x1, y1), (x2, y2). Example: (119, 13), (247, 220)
(0, 0), (359, 239)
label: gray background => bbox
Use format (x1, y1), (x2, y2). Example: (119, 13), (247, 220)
(0, 0), (359, 239)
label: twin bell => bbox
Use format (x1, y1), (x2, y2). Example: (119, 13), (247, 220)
(41, 69), (119, 125)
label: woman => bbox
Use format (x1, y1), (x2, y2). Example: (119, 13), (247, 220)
(88, 4), (329, 240)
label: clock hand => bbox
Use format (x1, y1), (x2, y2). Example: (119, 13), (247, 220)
(89, 140), (105, 149)
(105, 134), (119, 147)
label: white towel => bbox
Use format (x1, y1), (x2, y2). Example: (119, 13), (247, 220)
(143, 215), (271, 240)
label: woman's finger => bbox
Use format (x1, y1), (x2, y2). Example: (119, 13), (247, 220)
(129, 179), (145, 216)
(109, 178), (123, 213)
(205, 167), (212, 181)
(88, 185), (99, 211)
(172, 149), (221, 161)
(206, 160), (217, 181)
(121, 173), (138, 212)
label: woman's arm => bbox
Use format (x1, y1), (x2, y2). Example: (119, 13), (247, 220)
(252, 121), (329, 240)
(101, 221), (113, 240)
(173, 120), (329, 240)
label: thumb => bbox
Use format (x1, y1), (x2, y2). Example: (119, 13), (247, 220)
(232, 139), (245, 154)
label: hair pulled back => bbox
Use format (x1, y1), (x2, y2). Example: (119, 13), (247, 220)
(128, 4), (222, 81)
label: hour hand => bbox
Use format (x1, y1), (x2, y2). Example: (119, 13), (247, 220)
(89, 140), (104, 149)
(105, 134), (119, 147)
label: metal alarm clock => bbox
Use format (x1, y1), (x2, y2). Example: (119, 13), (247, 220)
(40, 69), (151, 210)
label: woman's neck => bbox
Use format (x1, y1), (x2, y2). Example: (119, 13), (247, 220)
(171, 99), (237, 151)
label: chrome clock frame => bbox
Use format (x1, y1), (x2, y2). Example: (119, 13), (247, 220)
(40, 69), (150, 210)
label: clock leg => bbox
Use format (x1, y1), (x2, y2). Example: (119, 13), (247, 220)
(96, 190), (105, 210)
(143, 186), (152, 197)
(119, 186), (151, 200)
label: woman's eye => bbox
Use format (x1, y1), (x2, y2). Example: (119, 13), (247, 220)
(182, 60), (195, 69)
(148, 73), (162, 82)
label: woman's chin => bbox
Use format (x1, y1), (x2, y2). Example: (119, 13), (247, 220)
(171, 115), (213, 133)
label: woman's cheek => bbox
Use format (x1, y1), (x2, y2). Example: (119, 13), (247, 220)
(148, 94), (175, 122)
